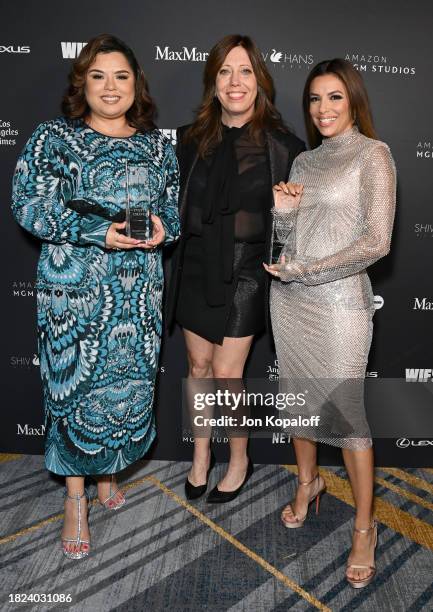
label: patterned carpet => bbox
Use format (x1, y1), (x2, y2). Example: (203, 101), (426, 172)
(1, 454), (432, 611)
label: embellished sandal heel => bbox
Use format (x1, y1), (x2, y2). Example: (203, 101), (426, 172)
(100, 474), (126, 510)
(61, 491), (90, 559)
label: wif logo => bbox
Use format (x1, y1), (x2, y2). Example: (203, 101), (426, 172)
(405, 368), (433, 382)
(61, 42), (87, 59)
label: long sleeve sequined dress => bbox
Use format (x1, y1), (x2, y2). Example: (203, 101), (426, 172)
(11, 117), (180, 475)
(270, 127), (396, 448)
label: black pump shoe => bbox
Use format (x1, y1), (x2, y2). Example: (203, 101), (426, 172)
(206, 459), (254, 504)
(185, 452), (216, 500)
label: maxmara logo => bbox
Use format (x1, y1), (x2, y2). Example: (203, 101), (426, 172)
(155, 46), (209, 62)
(262, 49), (314, 69)
(0, 45), (30, 54)
(61, 42), (87, 59)
(17, 424), (45, 436)
(413, 297), (433, 311)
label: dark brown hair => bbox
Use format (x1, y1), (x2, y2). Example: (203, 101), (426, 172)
(61, 33), (157, 132)
(186, 34), (287, 156)
(302, 58), (377, 148)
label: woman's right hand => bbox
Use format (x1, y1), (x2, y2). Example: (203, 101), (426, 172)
(273, 182), (303, 209)
(105, 221), (144, 250)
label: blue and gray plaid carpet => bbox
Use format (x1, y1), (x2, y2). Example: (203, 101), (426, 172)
(1, 454), (432, 611)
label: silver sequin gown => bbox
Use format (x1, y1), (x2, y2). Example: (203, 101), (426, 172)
(270, 127), (396, 449)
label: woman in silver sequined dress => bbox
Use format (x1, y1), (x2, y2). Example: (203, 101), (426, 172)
(265, 59), (396, 588)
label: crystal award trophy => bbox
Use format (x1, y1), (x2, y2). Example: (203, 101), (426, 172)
(269, 192), (299, 265)
(125, 161), (153, 241)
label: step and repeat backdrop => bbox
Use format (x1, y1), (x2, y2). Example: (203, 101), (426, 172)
(1, 0), (432, 466)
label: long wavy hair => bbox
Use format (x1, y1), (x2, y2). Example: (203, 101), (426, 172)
(303, 58), (377, 148)
(186, 34), (287, 156)
(61, 33), (157, 132)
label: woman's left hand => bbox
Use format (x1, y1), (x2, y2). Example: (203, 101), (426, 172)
(263, 254), (288, 279)
(139, 214), (166, 248)
(263, 262), (283, 278)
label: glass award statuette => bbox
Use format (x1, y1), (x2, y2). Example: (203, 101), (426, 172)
(125, 161), (153, 241)
(269, 192), (299, 265)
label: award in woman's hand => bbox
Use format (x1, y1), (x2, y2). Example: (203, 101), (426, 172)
(269, 183), (302, 264)
(125, 162), (153, 241)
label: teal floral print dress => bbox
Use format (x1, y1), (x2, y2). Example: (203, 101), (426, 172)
(12, 117), (180, 476)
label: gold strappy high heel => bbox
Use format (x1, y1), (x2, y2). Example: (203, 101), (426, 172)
(281, 473), (326, 529)
(346, 520), (377, 588)
(61, 491), (90, 559)
(100, 474), (126, 511)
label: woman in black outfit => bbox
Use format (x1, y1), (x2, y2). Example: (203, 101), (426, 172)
(166, 34), (305, 502)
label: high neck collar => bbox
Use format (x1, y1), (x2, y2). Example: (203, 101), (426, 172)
(320, 126), (360, 150)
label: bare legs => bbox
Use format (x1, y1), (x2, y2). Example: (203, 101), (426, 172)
(283, 438), (375, 582)
(183, 329), (253, 491)
(342, 446), (375, 583)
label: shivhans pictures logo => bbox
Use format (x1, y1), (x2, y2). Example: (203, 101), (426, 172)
(61, 42), (87, 59)
(0, 45), (30, 54)
(10, 355), (40, 368)
(262, 49), (314, 70)
(414, 223), (433, 238)
(413, 297), (433, 311)
(155, 46), (209, 62)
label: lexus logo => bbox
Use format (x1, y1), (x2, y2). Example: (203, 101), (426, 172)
(0, 45), (30, 54)
(396, 438), (410, 448)
(396, 438), (433, 448)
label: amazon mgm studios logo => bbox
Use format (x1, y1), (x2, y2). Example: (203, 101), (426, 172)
(416, 141), (433, 160)
(345, 53), (416, 76)
(262, 49), (314, 70)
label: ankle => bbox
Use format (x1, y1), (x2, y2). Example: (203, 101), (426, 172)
(354, 517), (375, 532)
(298, 471), (318, 486)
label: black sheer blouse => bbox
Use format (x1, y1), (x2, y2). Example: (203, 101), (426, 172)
(186, 126), (270, 242)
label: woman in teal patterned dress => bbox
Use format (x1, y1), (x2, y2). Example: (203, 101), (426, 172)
(11, 34), (179, 559)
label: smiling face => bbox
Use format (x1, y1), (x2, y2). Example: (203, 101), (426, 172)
(215, 45), (258, 127)
(84, 51), (135, 122)
(309, 74), (354, 138)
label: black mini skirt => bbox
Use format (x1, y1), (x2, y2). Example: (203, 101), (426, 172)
(176, 236), (266, 344)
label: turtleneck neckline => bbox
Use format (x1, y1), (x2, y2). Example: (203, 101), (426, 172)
(321, 125), (360, 150)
